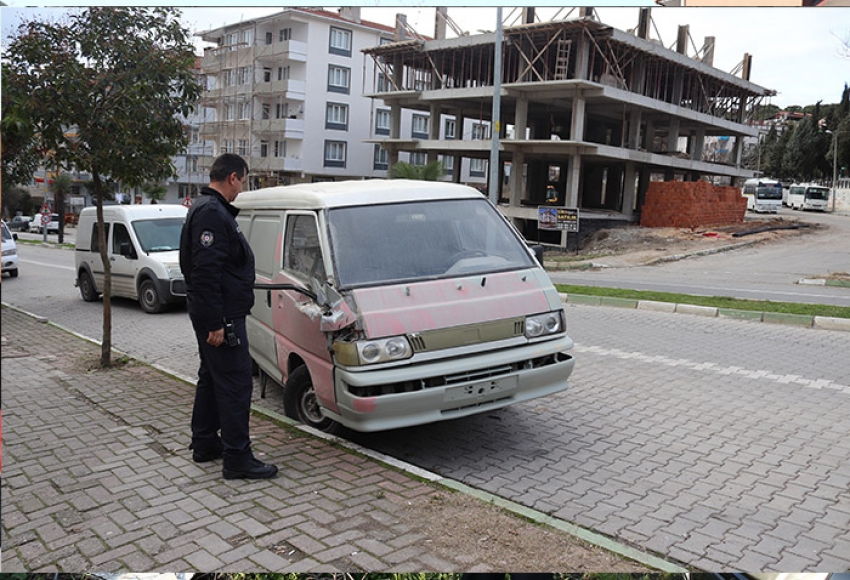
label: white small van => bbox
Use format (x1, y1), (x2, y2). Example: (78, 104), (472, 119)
(235, 180), (575, 433)
(787, 183), (830, 211)
(75, 204), (188, 313)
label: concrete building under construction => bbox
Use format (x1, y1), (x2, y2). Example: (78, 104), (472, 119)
(363, 8), (775, 246)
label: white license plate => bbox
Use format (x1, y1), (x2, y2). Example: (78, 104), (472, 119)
(445, 376), (518, 403)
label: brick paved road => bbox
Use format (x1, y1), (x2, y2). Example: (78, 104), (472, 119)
(6, 242), (850, 571)
(1, 307), (650, 572)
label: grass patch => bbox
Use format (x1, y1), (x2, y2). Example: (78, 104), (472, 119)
(556, 284), (850, 319)
(15, 238), (75, 250)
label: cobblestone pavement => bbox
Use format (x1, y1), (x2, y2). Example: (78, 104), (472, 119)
(0, 306), (654, 573)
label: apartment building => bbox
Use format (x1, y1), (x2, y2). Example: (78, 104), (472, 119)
(195, 7), (421, 187)
(363, 8), (775, 246)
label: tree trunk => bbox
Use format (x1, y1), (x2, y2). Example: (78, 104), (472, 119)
(93, 172), (113, 367)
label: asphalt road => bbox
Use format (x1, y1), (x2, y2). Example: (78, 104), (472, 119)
(550, 210), (850, 307)
(3, 239), (850, 571)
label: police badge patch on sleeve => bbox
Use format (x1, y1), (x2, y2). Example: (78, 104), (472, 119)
(200, 231), (214, 247)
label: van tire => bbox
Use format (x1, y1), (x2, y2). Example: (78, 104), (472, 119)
(139, 279), (164, 314)
(283, 365), (340, 434)
(79, 271), (99, 301)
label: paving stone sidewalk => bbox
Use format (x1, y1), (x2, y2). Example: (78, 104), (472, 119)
(1, 306), (651, 573)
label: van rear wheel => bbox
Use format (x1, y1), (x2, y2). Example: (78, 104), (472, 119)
(283, 365), (340, 434)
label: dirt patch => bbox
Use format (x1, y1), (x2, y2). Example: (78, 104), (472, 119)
(396, 490), (652, 572)
(545, 217), (821, 269)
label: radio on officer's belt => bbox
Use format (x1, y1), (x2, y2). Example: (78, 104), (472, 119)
(224, 320), (240, 347)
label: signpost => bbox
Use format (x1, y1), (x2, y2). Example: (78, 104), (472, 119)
(538, 206), (580, 251)
(40, 202), (52, 242)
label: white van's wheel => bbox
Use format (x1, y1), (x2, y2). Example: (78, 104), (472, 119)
(139, 279), (164, 314)
(79, 271), (99, 301)
(283, 365), (340, 434)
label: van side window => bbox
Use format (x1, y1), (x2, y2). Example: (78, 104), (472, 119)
(90, 222), (110, 253)
(112, 223), (134, 257)
(283, 214), (326, 284)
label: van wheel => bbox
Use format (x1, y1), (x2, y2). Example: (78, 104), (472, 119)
(139, 279), (164, 314)
(79, 271), (99, 301)
(283, 365), (340, 434)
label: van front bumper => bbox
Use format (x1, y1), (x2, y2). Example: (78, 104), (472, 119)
(327, 335), (574, 432)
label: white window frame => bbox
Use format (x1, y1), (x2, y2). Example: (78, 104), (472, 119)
(324, 140), (347, 166)
(445, 118), (456, 139)
(237, 139), (249, 156)
(375, 109), (391, 134)
(325, 103), (348, 129)
(279, 28), (292, 42)
(329, 27), (352, 55)
(328, 65), (350, 93)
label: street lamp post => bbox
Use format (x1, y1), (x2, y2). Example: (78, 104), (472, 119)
(826, 129), (842, 212)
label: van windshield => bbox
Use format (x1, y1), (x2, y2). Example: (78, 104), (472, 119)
(132, 218), (185, 252)
(328, 199), (536, 288)
(806, 187), (829, 200)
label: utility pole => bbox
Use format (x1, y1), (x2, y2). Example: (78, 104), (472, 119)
(827, 130), (842, 212)
(488, 7), (503, 205)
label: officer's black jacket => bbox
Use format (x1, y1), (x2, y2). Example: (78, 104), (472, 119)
(179, 186), (255, 333)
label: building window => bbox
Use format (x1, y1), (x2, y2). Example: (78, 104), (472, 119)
(410, 152), (427, 166)
(238, 139), (249, 156)
(185, 156), (198, 173)
(260, 141), (269, 158)
(329, 27), (352, 57)
(238, 102), (251, 120)
(265, 31), (273, 45)
(325, 102), (348, 131)
(412, 114), (429, 139)
(375, 109), (391, 135)
(240, 29), (254, 47)
(374, 145), (388, 171)
(376, 72), (390, 92)
(441, 155), (454, 175)
(445, 118), (456, 139)
(274, 140), (286, 158)
(238, 66), (251, 84)
(470, 158), (487, 176)
(279, 28), (292, 42)
(224, 104), (235, 121)
(328, 65), (350, 94)
(472, 122), (489, 140)
(276, 102), (288, 119)
(263, 67), (272, 82)
(262, 103), (270, 120)
(278, 65), (290, 81)
(226, 32), (238, 51)
(324, 140), (346, 168)
(190, 128), (200, 144)
(222, 139), (234, 154)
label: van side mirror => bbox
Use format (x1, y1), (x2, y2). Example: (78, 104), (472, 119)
(13, 233), (18, 241)
(120, 242), (136, 259)
(530, 244), (544, 265)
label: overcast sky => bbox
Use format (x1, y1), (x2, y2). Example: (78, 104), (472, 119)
(2, 4), (848, 109)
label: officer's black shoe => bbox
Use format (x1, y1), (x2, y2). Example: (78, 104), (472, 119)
(190, 441), (223, 463)
(223, 457), (278, 480)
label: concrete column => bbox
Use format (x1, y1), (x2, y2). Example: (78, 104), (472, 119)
(667, 119), (681, 154)
(645, 118), (656, 152)
(515, 97), (528, 141)
(692, 128), (705, 162)
(428, 103), (442, 164)
(574, 32), (590, 81)
(565, 153), (581, 208)
(733, 136), (743, 169)
(389, 104), (402, 167)
(509, 152), (524, 206)
(622, 161), (637, 217)
(628, 109), (642, 150)
(570, 91), (586, 142)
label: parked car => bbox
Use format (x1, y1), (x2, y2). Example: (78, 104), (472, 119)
(7, 215), (32, 232)
(29, 213), (60, 234)
(2, 220), (19, 278)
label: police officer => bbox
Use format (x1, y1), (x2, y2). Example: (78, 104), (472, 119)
(179, 153), (278, 480)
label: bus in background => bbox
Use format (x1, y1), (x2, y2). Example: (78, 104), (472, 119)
(742, 178), (783, 213)
(787, 183), (830, 211)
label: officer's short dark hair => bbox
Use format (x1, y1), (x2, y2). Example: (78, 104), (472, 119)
(210, 153), (249, 182)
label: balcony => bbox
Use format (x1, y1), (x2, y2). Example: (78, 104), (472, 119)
(253, 118), (304, 140)
(252, 79), (307, 101)
(249, 156), (303, 173)
(254, 40), (308, 62)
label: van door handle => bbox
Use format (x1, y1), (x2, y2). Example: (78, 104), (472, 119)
(266, 290), (271, 307)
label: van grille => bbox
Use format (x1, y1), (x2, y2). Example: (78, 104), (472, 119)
(407, 316), (525, 353)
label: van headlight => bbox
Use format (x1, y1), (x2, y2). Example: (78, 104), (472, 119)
(525, 311), (564, 338)
(334, 336), (413, 366)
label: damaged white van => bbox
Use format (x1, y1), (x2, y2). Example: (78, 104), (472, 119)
(235, 180), (574, 433)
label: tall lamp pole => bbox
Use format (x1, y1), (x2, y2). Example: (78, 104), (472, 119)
(826, 130), (842, 212)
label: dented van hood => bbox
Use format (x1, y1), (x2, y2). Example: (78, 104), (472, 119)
(346, 268), (561, 338)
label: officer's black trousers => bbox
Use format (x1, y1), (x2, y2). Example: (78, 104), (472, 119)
(191, 316), (252, 458)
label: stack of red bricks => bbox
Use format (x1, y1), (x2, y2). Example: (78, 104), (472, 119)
(640, 181), (747, 229)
